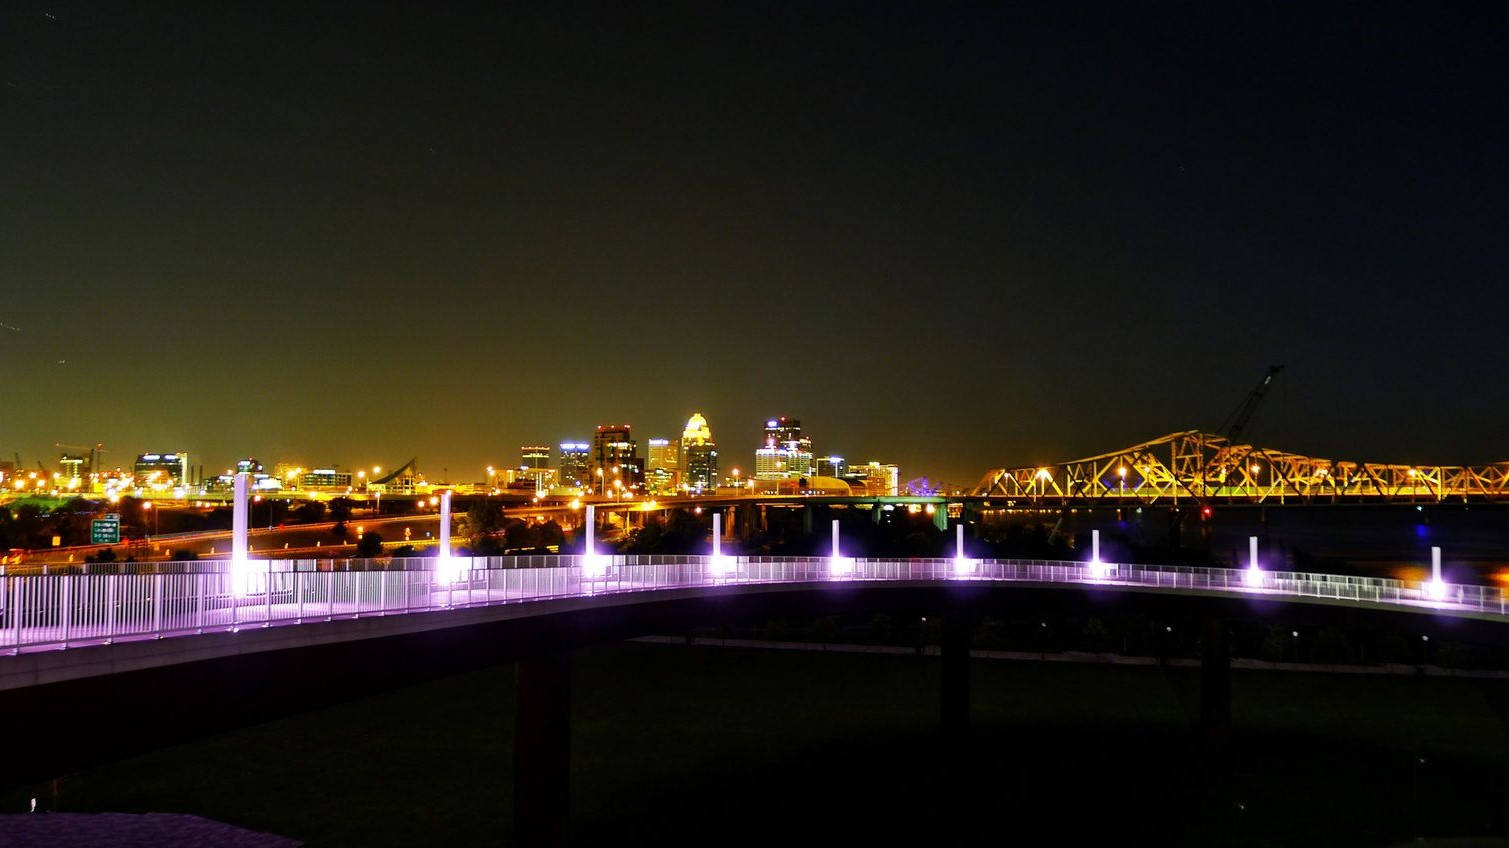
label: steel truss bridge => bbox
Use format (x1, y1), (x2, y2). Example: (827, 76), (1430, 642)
(972, 430), (1509, 506)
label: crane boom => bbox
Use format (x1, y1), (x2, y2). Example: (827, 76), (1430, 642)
(1218, 365), (1284, 441)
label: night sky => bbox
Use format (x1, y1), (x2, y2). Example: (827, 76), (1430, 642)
(3, 3), (1506, 486)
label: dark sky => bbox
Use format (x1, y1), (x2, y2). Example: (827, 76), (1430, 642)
(3, 2), (1506, 485)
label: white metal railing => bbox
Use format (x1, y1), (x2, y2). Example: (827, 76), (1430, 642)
(0, 555), (1503, 655)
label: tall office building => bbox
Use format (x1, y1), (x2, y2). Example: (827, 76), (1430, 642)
(646, 438), (679, 474)
(558, 443), (590, 488)
(592, 424), (643, 490)
(521, 445), (551, 469)
(680, 413), (718, 492)
(755, 416), (813, 480)
(762, 416), (812, 456)
(685, 443), (718, 491)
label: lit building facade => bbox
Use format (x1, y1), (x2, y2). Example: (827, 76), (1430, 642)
(301, 468), (354, 490)
(814, 455), (846, 478)
(685, 444), (718, 491)
(592, 425), (643, 490)
(558, 443), (590, 488)
(521, 445), (551, 469)
(647, 438), (679, 474)
(754, 416), (813, 480)
(59, 454), (87, 481)
(134, 452), (188, 489)
(844, 461), (900, 496)
(680, 413), (718, 492)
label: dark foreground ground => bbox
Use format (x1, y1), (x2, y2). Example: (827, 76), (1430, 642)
(6, 642), (1509, 846)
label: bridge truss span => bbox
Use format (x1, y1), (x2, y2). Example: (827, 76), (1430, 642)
(971, 430), (1509, 506)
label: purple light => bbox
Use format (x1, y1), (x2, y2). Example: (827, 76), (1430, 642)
(583, 554), (609, 580)
(435, 554), (462, 586)
(829, 556), (854, 578)
(1424, 578), (1447, 601)
(953, 556), (977, 577)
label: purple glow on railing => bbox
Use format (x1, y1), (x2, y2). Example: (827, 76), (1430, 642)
(583, 553), (609, 579)
(829, 556), (855, 578)
(435, 553), (462, 586)
(1425, 579), (1447, 601)
(708, 555), (735, 577)
(1087, 559), (1109, 579)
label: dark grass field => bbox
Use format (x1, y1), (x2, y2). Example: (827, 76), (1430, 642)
(8, 642), (1509, 846)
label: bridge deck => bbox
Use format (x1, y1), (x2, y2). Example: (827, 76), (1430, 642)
(2, 556), (1504, 657)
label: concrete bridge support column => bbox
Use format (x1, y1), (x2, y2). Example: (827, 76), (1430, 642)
(515, 650), (571, 847)
(802, 505), (813, 535)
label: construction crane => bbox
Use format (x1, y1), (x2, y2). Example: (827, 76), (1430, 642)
(1217, 365), (1284, 442)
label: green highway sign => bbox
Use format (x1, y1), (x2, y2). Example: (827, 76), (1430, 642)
(90, 515), (121, 545)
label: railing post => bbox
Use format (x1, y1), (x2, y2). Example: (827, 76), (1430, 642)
(327, 570), (333, 621)
(297, 569), (305, 623)
(60, 575), (72, 649)
(15, 579), (25, 653)
(152, 573), (164, 637)
(264, 560), (272, 626)
(109, 576), (119, 641)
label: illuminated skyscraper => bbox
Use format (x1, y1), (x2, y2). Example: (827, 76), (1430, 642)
(680, 413), (718, 491)
(755, 416), (812, 480)
(762, 416), (812, 456)
(558, 442), (590, 488)
(647, 438), (679, 474)
(593, 424), (643, 489)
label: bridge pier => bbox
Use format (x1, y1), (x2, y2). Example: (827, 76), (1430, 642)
(515, 650), (571, 847)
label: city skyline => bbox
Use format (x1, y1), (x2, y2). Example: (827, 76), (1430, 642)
(4, 409), (912, 488)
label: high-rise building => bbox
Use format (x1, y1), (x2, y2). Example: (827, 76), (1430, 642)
(679, 413), (718, 492)
(755, 416), (813, 480)
(646, 438), (679, 474)
(815, 455), (846, 477)
(558, 443), (590, 488)
(592, 425), (643, 490)
(762, 416), (812, 456)
(521, 445), (551, 469)
(134, 452), (188, 489)
(685, 442), (719, 491)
